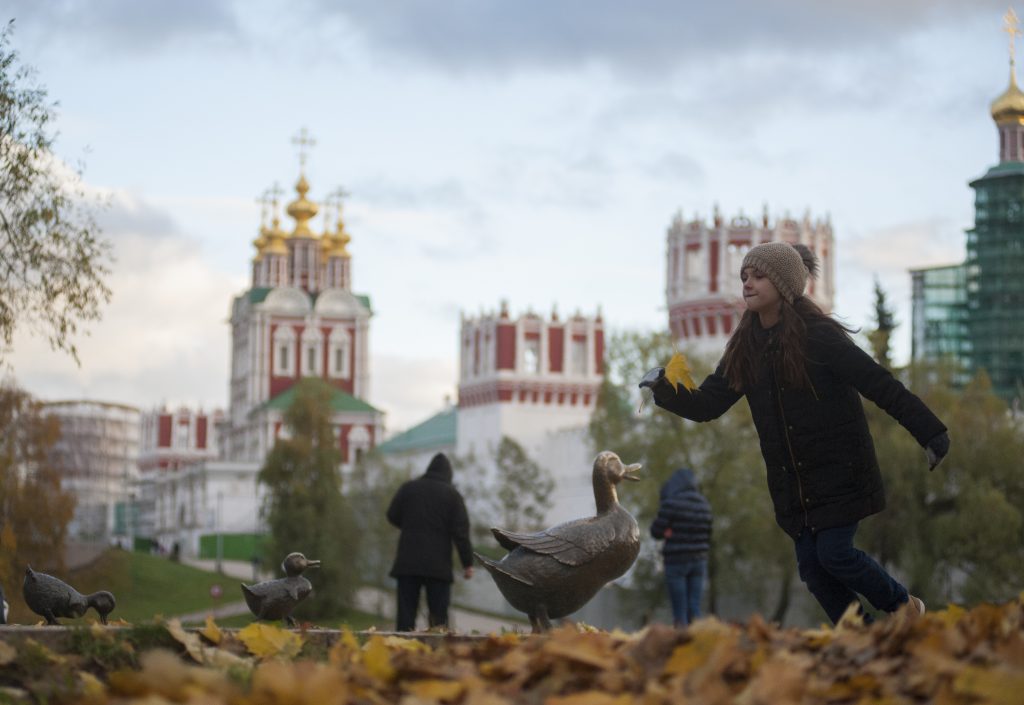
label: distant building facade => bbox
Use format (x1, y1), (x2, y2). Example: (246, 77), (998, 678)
(911, 44), (1024, 403)
(665, 205), (835, 358)
(134, 146), (383, 560)
(43, 400), (140, 541)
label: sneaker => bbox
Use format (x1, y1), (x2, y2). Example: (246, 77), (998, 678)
(907, 595), (926, 616)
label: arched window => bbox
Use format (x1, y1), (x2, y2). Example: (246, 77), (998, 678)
(347, 425), (371, 465)
(327, 327), (351, 379)
(272, 326), (296, 377)
(301, 327), (323, 377)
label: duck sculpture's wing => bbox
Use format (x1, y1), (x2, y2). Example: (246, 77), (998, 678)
(493, 517), (616, 567)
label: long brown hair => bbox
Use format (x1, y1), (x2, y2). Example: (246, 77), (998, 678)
(721, 296), (855, 392)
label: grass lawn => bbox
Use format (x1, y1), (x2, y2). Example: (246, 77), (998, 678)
(6, 549), (387, 629)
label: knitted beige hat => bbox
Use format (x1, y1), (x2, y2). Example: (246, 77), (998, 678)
(741, 242), (818, 303)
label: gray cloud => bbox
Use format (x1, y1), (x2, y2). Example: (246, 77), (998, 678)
(96, 192), (185, 241)
(6, 0), (240, 53)
(306, 0), (1007, 74)
(648, 151), (705, 185)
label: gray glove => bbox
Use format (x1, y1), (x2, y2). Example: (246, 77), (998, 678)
(638, 367), (666, 390)
(925, 432), (950, 471)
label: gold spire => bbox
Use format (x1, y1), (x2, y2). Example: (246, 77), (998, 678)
(322, 187), (352, 258)
(286, 128), (319, 238)
(992, 8), (1024, 124)
(263, 183), (288, 255)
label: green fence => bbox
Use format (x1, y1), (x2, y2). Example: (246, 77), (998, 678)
(198, 533), (264, 562)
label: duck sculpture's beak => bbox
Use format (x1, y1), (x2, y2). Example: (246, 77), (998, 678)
(305, 558), (322, 569)
(622, 463), (642, 482)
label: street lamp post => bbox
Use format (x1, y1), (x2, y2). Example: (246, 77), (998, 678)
(216, 490), (224, 574)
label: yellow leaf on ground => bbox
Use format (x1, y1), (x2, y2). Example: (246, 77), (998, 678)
(238, 622), (305, 660)
(329, 627), (361, 666)
(403, 679), (465, 702)
(664, 352), (696, 392)
(201, 615), (222, 644)
(362, 635), (396, 682)
(78, 670), (106, 699)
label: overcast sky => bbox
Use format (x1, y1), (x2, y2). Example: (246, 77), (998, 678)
(3, 0), (1014, 433)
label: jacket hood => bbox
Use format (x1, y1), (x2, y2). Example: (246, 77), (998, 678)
(424, 452), (453, 483)
(660, 468), (697, 499)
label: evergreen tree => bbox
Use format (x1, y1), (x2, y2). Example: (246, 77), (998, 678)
(867, 276), (897, 369)
(258, 379), (359, 619)
(0, 22), (111, 363)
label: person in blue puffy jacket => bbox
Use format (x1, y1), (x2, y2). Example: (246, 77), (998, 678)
(650, 467), (712, 627)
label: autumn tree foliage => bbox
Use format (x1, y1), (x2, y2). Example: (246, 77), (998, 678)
(258, 378), (360, 619)
(0, 21), (111, 364)
(458, 437), (555, 547)
(859, 365), (1024, 607)
(0, 383), (76, 591)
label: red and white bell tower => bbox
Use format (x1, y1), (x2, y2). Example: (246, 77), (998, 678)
(225, 132), (382, 466)
(666, 204), (835, 358)
(456, 301), (604, 460)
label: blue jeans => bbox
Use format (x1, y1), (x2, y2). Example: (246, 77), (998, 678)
(664, 559), (705, 627)
(794, 523), (908, 624)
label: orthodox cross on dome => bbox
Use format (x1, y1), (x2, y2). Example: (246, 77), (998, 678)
(1005, 7), (1021, 76)
(291, 127), (316, 172)
(324, 186), (350, 225)
(256, 188), (272, 228)
(267, 182), (285, 215)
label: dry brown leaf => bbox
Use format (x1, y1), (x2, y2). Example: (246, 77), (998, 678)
(544, 692), (633, 705)
(0, 641), (16, 666)
(403, 678), (466, 702)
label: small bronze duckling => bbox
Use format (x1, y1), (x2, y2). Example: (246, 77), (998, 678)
(22, 566), (116, 625)
(476, 450), (641, 633)
(1, 582), (8, 625)
(241, 552), (320, 627)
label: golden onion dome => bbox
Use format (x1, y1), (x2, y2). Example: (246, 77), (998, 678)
(252, 226), (269, 261)
(264, 217), (289, 255)
(286, 174), (319, 238)
(992, 70), (1024, 123)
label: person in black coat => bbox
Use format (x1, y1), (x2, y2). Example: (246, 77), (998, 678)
(650, 468), (713, 627)
(386, 452), (474, 631)
(641, 241), (949, 625)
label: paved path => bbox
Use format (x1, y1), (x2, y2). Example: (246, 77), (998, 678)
(178, 558), (527, 634)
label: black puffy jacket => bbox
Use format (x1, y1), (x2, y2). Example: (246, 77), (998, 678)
(653, 319), (947, 539)
(650, 468), (713, 563)
(387, 453), (474, 581)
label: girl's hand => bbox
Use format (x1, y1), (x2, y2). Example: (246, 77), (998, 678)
(925, 432), (950, 471)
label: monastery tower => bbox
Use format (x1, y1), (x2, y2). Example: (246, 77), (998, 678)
(665, 205), (835, 357)
(225, 130), (382, 466)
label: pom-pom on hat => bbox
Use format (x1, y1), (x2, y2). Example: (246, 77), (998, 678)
(741, 242), (819, 304)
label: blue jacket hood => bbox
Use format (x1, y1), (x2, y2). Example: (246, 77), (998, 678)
(660, 468), (697, 499)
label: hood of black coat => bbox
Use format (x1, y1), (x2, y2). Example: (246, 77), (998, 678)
(660, 468), (696, 499)
(424, 452), (453, 483)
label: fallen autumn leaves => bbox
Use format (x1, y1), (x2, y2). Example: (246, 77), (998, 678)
(0, 595), (1022, 704)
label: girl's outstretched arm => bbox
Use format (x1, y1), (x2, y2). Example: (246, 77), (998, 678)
(641, 363), (741, 422)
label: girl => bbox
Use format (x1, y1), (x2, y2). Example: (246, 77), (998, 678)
(640, 241), (949, 624)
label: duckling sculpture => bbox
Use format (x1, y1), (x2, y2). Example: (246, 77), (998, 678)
(1, 583), (7, 625)
(476, 450), (641, 632)
(22, 566), (116, 625)
(241, 552), (320, 626)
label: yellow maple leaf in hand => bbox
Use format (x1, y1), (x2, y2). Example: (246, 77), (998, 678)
(664, 352), (696, 392)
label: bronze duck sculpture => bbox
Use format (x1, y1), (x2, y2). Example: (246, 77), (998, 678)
(22, 566), (116, 625)
(241, 552), (320, 626)
(476, 451), (641, 632)
(1, 583), (7, 624)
